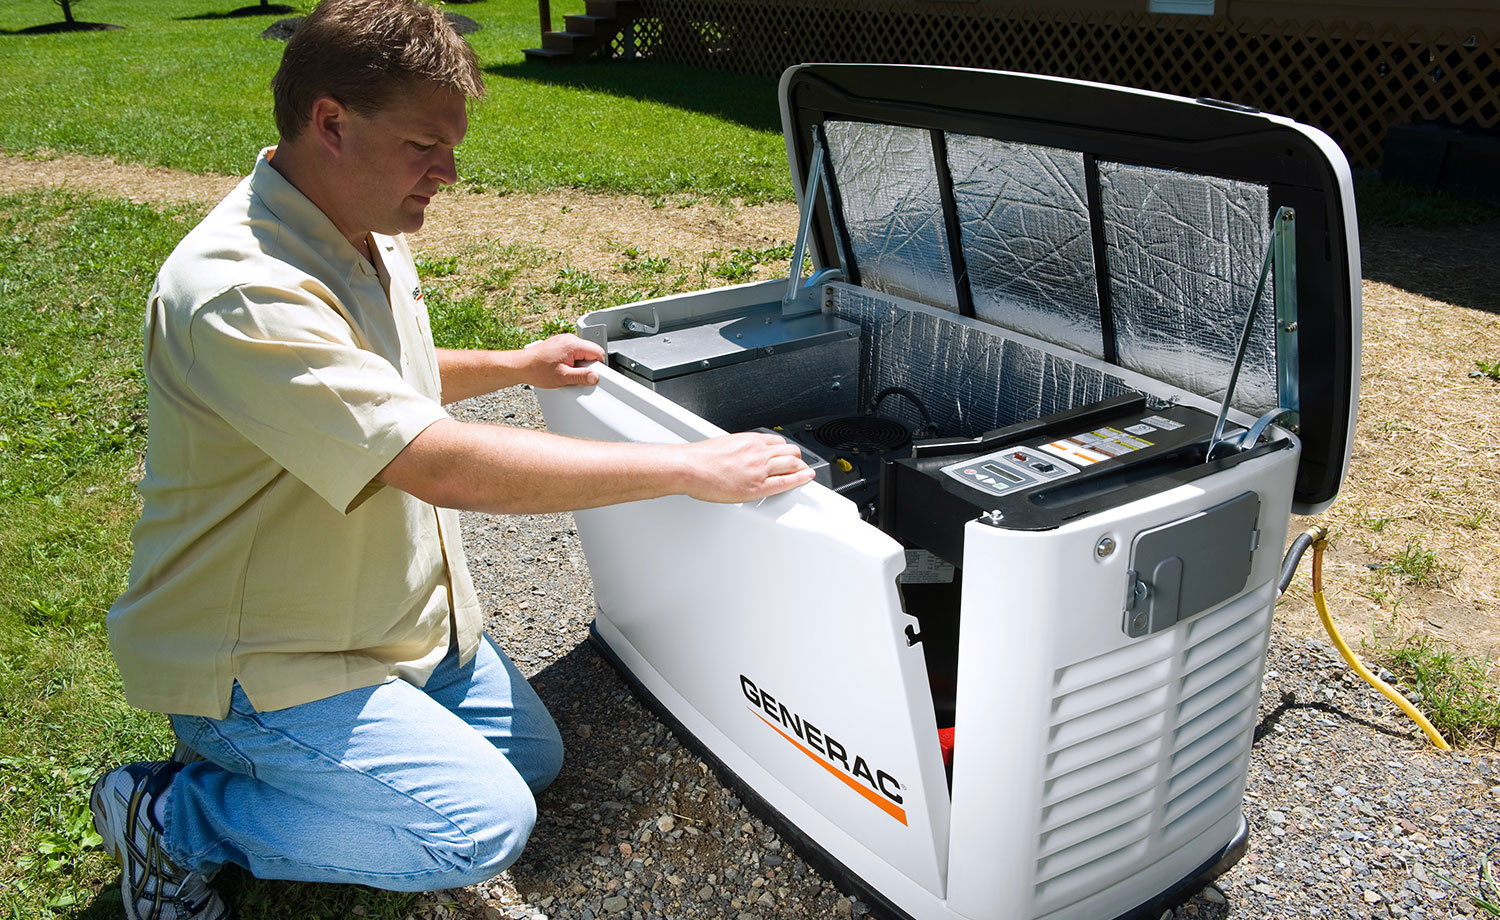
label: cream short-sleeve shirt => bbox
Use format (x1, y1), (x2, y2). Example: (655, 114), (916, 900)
(108, 149), (482, 719)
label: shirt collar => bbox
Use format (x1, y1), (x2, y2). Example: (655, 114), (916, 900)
(247, 146), (380, 277)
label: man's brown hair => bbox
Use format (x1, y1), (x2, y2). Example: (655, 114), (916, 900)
(271, 0), (485, 140)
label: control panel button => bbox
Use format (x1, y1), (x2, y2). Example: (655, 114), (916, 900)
(941, 446), (1077, 497)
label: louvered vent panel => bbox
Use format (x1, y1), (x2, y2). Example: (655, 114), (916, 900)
(1042, 758), (1160, 832)
(1166, 734), (1244, 805)
(1052, 629), (1176, 696)
(1030, 588), (1271, 916)
(1048, 685), (1171, 752)
(1163, 760), (1244, 833)
(1174, 681), (1259, 753)
(1039, 791), (1154, 857)
(1045, 714), (1166, 781)
(1162, 775), (1243, 847)
(1158, 598), (1269, 847)
(1050, 661), (1174, 725)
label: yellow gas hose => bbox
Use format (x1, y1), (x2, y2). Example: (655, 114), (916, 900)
(1302, 527), (1451, 751)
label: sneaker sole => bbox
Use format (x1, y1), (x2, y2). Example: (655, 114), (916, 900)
(89, 767), (228, 920)
(89, 772), (124, 864)
(90, 771), (144, 920)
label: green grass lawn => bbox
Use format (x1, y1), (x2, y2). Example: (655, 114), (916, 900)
(0, 191), (193, 918)
(0, 0), (792, 201)
(3, 4), (1498, 917)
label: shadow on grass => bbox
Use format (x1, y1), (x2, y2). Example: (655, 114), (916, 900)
(177, 4), (298, 20)
(1, 21), (123, 34)
(73, 867), (421, 920)
(487, 58), (781, 133)
(1361, 219), (1500, 316)
(1356, 176), (1500, 315)
(69, 884), (124, 920)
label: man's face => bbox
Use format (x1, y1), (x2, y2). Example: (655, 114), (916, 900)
(334, 82), (468, 240)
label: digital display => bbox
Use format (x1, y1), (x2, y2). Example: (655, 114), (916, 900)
(981, 462), (1024, 484)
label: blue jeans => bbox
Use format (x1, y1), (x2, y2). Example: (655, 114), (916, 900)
(163, 634), (563, 891)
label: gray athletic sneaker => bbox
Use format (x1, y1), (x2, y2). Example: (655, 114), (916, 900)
(89, 762), (227, 920)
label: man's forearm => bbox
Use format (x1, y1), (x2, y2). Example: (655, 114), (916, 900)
(434, 348), (529, 404)
(376, 418), (814, 513)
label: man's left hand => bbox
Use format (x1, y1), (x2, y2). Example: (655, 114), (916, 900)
(523, 333), (604, 389)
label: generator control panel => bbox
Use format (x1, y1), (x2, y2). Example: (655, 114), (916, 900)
(936, 411), (1197, 497)
(939, 449), (1077, 496)
(881, 395), (1287, 565)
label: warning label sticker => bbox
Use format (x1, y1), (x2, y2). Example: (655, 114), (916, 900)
(1141, 415), (1185, 431)
(900, 549), (956, 584)
(1041, 426), (1154, 465)
(1041, 440), (1106, 464)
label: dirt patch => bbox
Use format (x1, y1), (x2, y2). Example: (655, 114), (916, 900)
(0, 151), (799, 279)
(1279, 231), (1500, 664)
(0, 151), (243, 204)
(3, 150), (1495, 667)
(420, 188), (796, 277)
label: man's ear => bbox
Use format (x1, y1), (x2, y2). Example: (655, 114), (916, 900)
(307, 95), (349, 157)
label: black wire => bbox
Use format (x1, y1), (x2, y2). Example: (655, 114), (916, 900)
(869, 387), (935, 437)
(1277, 531), (1314, 597)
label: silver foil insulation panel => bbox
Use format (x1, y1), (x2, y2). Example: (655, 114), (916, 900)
(947, 134), (1105, 360)
(1098, 162), (1277, 412)
(829, 285), (1133, 438)
(823, 121), (1278, 417)
(823, 121), (960, 312)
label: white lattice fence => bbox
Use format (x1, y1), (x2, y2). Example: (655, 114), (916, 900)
(623, 2), (1500, 168)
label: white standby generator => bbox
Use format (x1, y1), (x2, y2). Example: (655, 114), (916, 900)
(534, 64), (1360, 920)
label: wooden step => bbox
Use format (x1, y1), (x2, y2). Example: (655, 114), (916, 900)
(563, 13), (613, 36)
(528, 0), (642, 64)
(540, 30), (572, 52)
(522, 46), (574, 64)
(584, 0), (637, 17)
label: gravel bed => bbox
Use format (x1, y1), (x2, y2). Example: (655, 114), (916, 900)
(428, 385), (1500, 920)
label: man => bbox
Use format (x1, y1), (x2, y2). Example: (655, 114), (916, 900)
(88, 2), (813, 918)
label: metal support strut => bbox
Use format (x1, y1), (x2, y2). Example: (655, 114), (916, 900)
(783, 129), (842, 314)
(1206, 207), (1300, 459)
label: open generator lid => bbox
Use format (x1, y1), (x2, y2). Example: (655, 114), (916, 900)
(778, 63), (1361, 514)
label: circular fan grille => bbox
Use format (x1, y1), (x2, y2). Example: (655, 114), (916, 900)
(813, 416), (911, 453)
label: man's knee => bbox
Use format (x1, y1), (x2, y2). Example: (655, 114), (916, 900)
(527, 732), (564, 794)
(445, 786), (538, 887)
(502, 711), (565, 795)
(401, 773), (537, 891)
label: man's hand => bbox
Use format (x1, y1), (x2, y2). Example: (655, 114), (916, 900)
(434, 334), (603, 404)
(520, 333), (604, 389)
(679, 432), (816, 503)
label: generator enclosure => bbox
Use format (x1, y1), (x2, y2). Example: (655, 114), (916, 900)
(534, 64), (1360, 920)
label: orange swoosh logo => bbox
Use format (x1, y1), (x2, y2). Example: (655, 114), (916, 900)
(751, 708), (907, 826)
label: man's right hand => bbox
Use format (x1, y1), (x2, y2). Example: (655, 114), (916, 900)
(678, 432), (814, 503)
